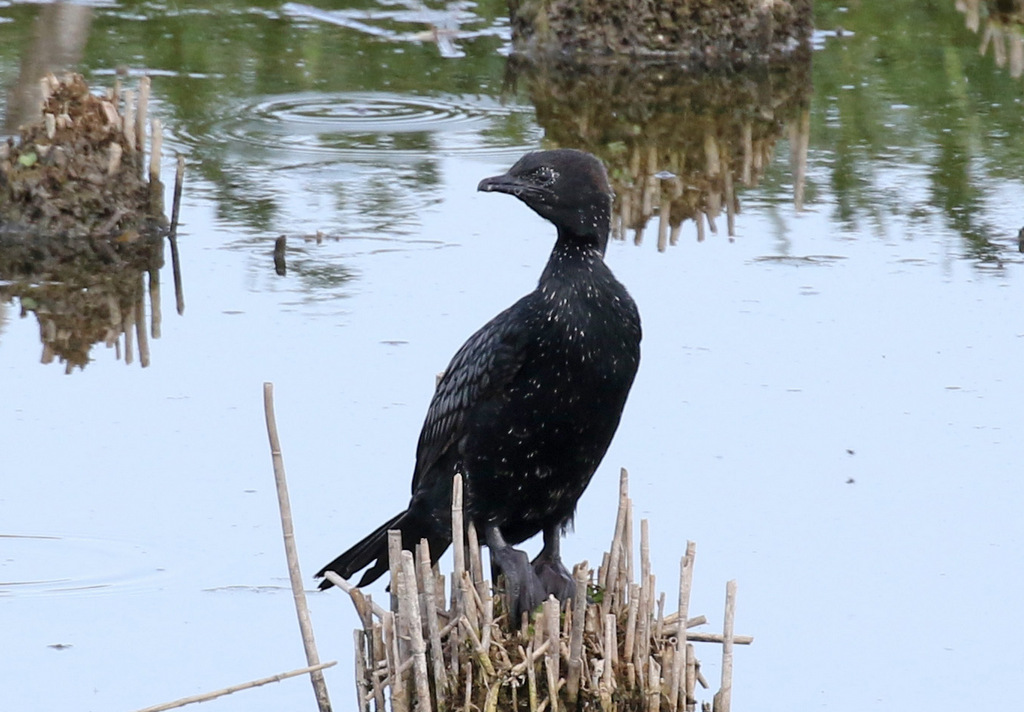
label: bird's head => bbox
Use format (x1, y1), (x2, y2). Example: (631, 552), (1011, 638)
(477, 149), (613, 253)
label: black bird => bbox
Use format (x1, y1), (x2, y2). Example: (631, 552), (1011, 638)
(316, 149), (641, 619)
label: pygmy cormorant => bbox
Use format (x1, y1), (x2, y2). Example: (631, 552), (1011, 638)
(316, 149), (642, 620)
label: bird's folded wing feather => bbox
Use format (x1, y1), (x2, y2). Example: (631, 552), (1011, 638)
(411, 300), (533, 493)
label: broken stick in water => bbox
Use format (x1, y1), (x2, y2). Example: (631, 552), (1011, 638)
(263, 382), (332, 712)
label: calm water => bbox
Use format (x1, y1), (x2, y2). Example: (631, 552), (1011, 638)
(2, 2), (1024, 711)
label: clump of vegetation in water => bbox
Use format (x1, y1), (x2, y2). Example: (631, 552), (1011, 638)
(507, 0), (813, 66)
(0, 73), (179, 373)
(0, 73), (165, 253)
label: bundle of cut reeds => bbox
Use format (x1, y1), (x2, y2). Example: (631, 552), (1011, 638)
(322, 469), (751, 712)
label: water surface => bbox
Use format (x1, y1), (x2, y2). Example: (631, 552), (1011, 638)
(2, 2), (1024, 711)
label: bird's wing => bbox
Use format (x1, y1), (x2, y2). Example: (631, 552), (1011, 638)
(411, 299), (533, 494)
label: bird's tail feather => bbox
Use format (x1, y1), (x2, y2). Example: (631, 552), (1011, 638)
(315, 509), (446, 590)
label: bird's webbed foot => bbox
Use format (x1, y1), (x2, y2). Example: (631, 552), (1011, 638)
(485, 526), (546, 624)
(532, 525), (576, 603)
(532, 553), (576, 603)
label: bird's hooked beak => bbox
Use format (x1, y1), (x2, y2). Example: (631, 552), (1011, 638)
(477, 173), (526, 198)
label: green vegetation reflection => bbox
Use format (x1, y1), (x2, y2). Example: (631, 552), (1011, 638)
(812, 0), (1024, 263)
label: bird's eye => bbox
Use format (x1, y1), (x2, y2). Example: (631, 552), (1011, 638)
(531, 166), (557, 185)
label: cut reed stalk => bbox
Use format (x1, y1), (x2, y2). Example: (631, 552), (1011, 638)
(327, 468), (751, 711)
(262, 383), (332, 712)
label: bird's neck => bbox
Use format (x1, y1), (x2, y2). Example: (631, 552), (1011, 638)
(539, 231), (610, 286)
(552, 197), (611, 255)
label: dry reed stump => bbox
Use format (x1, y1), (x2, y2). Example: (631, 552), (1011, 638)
(323, 470), (752, 712)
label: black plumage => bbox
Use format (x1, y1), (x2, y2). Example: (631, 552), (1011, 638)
(316, 149), (641, 618)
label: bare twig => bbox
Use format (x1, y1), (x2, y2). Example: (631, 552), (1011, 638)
(566, 561), (588, 700)
(544, 597), (560, 712)
(123, 89), (136, 151)
(131, 661), (336, 712)
(135, 76), (150, 153)
(320, 571), (388, 620)
(670, 542), (696, 711)
(263, 383), (332, 712)
(451, 474), (466, 612)
(169, 154), (185, 239)
(467, 520), (485, 605)
(685, 644), (697, 710)
(400, 551), (432, 709)
(526, 639), (539, 712)
(417, 539), (448, 711)
(605, 469), (629, 613)
(167, 152), (186, 317)
(713, 581), (737, 712)
(149, 117), (162, 183)
(683, 632), (752, 645)
(354, 630), (370, 712)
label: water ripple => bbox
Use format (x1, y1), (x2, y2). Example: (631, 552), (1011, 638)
(0, 534), (167, 597)
(176, 91), (540, 161)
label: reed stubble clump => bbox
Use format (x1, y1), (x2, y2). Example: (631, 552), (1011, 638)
(323, 470), (751, 712)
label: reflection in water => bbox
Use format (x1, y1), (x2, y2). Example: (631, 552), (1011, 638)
(506, 54), (812, 249)
(172, 90), (538, 237)
(206, 91), (538, 160)
(0, 533), (166, 597)
(810, 2), (1024, 266)
(957, 0), (1024, 78)
(241, 231), (357, 304)
(282, 1), (508, 59)
(0, 247), (166, 373)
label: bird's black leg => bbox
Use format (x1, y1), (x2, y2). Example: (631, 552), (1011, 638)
(532, 523), (576, 604)
(484, 524), (546, 623)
